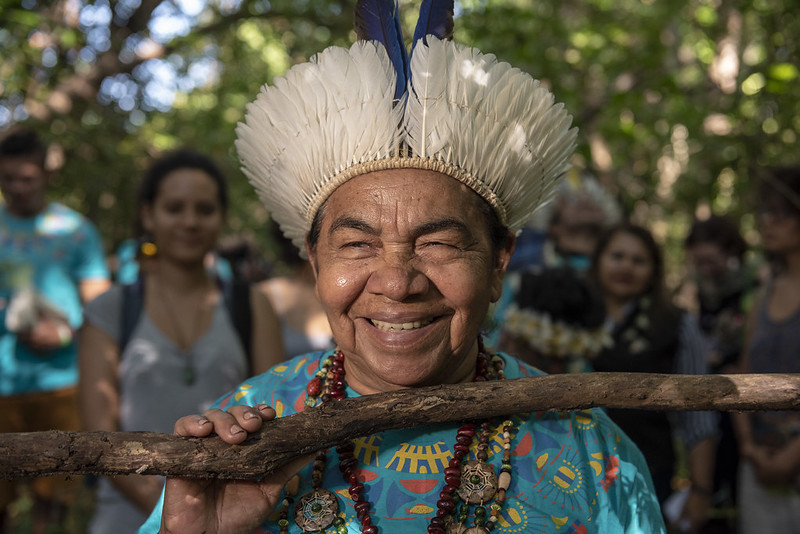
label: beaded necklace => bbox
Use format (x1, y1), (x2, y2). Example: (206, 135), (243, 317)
(282, 344), (515, 534)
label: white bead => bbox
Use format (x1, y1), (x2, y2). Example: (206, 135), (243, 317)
(498, 472), (511, 490)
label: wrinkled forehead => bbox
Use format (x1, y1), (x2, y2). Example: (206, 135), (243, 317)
(318, 168), (491, 228)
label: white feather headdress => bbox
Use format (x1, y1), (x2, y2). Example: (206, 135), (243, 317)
(236, 37), (577, 255)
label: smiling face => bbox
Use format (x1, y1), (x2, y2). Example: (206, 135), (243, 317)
(306, 169), (515, 394)
(141, 168), (224, 268)
(596, 231), (655, 304)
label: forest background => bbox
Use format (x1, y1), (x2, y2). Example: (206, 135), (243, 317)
(1, 0), (798, 284)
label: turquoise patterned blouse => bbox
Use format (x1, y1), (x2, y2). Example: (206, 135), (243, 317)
(139, 351), (665, 534)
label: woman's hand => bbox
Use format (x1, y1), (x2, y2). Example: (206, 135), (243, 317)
(159, 404), (311, 534)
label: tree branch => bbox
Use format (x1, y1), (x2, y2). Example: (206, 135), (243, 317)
(1, 372), (797, 480)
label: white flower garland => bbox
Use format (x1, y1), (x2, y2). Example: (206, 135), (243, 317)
(503, 305), (613, 359)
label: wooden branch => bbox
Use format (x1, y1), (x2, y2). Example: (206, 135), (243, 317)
(1, 372), (798, 480)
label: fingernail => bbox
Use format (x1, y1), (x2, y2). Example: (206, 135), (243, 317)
(197, 417), (210, 425)
(231, 425), (244, 435)
(244, 411), (257, 420)
(257, 404), (273, 411)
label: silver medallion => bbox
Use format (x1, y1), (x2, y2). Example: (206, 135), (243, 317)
(294, 488), (339, 532)
(457, 460), (498, 504)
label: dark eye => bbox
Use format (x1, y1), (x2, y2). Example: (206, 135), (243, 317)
(196, 203), (218, 216)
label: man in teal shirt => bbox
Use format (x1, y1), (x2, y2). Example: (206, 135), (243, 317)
(0, 128), (109, 530)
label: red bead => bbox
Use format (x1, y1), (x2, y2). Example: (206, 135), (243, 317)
(430, 516), (446, 528)
(428, 527), (445, 534)
(360, 514), (372, 526)
(336, 442), (355, 453)
(436, 498), (455, 512)
(331, 390), (346, 400)
(348, 472), (359, 485)
(449, 457), (461, 468)
(445, 474), (461, 487)
(362, 526), (378, 534)
(445, 467), (461, 478)
(306, 377), (322, 396)
(339, 457), (358, 472)
(454, 443), (469, 455)
(441, 484), (457, 495)
(456, 434), (472, 445)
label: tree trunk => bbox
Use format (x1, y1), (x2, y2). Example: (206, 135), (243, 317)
(1, 372), (797, 480)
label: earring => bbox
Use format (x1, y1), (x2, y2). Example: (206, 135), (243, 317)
(139, 237), (158, 258)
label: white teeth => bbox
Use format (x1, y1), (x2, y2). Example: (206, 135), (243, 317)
(371, 318), (433, 332)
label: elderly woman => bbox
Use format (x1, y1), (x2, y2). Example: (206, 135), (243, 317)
(138, 3), (664, 534)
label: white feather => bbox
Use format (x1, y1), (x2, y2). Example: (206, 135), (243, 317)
(236, 41), (401, 255)
(237, 36), (577, 254)
(404, 37), (576, 231)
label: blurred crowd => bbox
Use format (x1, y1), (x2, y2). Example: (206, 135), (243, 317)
(1, 126), (799, 533)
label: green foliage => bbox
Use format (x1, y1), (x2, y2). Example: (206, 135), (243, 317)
(1, 0), (798, 277)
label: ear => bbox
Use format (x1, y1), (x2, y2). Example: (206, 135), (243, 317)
(305, 235), (321, 298)
(490, 231), (516, 303)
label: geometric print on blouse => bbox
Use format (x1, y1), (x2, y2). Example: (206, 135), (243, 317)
(213, 351), (662, 534)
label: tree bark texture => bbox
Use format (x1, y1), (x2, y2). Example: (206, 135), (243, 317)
(2, 372), (798, 480)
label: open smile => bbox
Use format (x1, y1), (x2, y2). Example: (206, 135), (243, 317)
(369, 318), (435, 332)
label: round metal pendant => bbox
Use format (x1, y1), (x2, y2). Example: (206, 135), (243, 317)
(294, 489), (339, 532)
(457, 461), (498, 504)
(447, 523), (490, 534)
(446, 522), (468, 534)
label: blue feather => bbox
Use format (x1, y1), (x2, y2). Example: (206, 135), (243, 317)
(412, 0), (454, 50)
(354, 0), (409, 100)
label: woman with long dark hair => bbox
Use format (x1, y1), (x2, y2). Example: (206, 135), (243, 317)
(589, 223), (718, 533)
(78, 150), (285, 533)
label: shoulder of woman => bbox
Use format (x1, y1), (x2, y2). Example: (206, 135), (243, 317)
(84, 283), (125, 316)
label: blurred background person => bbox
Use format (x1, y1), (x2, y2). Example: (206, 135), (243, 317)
(258, 223), (334, 360)
(542, 171), (623, 273)
(0, 128), (110, 533)
(674, 214), (757, 530)
(677, 214), (755, 373)
(78, 149), (285, 533)
(588, 223), (717, 533)
(485, 170), (621, 349)
(734, 165), (800, 534)
(498, 266), (610, 374)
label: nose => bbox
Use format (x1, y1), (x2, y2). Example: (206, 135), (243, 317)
(365, 256), (429, 301)
(180, 208), (201, 227)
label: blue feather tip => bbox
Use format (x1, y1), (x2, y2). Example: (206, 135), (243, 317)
(412, 0), (454, 50)
(354, 0), (409, 101)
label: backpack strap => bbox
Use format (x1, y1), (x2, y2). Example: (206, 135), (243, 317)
(220, 278), (253, 375)
(119, 277), (145, 355)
